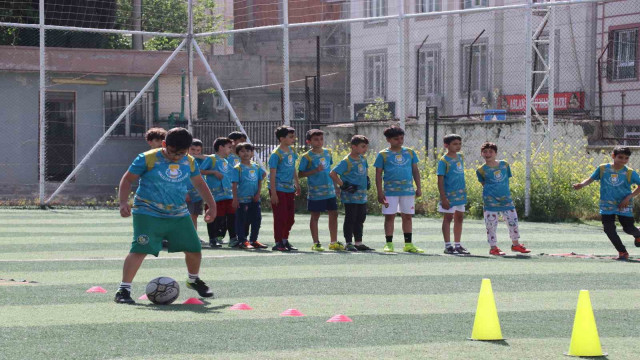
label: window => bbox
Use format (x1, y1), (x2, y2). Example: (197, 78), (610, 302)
(419, 47), (441, 95)
(463, 0), (488, 9)
(366, 0), (386, 18)
(365, 51), (387, 100)
(320, 103), (334, 122)
(461, 42), (488, 93)
(104, 91), (153, 137)
(609, 28), (638, 81)
(417, 0), (441, 13)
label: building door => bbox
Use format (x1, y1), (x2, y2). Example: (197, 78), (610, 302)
(45, 92), (75, 182)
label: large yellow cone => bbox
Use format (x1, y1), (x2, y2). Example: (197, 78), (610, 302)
(567, 290), (605, 357)
(470, 278), (503, 341)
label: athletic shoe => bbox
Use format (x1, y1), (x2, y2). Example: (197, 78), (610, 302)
(239, 241), (254, 250)
(199, 239), (208, 247)
(616, 251), (629, 261)
(635, 237), (640, 248)
(251, 241), (268, 249)
(272, 243), (289, 252)
(284, 242), (298, 251)
(329, 242), (346, 251)
(444, 246), (456, 254)
(228, 237), (241, 248)
(383, 243), (394, 252)
(403, 243), (425, 253)
(311, 243), (325, 251)
(186, 278), (214, 298)
(114, 288), (135, 304)
(511, 244), (531, 253)
(354, 244), (374, 251)
(489, 247), (506, 256)
(209, 239), (222, 248)
(162, 240), (169, 248)
(217, 237), (228, 245)
(454, 246), (470, 255)
(345, 243), (358, 252)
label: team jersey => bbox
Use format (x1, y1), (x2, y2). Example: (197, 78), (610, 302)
(298, 148), (336, 200)
(268, 146), (298, 193)
(373, 147), (419, 196)
(128, 148), (199, 218)
(590, 163), (640, 216)
(232, 162), (265, 203)
(437, 154), (467, 206)
(200, 154), (233, 201)
(227, 153), (241, 168)
(476, 161), (515, 212)
(186, 157), (205, 202)
(332, 155), (368, 204)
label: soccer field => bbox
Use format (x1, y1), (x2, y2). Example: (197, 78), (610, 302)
(1, 209), (639, 360)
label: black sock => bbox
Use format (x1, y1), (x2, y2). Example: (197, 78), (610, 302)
(385, 235), (393, 243)
(345, 237), (353, 243)
(404, 233), (412, 243)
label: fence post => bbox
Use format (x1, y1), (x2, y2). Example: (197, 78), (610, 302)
(187, 0), (194, 133)
(397, 0), (406, 128)
(38, 0), (46, 206)
(548, 4), (555, 183)
(524, 0), (533, 217)
(282, 0), (291, 126)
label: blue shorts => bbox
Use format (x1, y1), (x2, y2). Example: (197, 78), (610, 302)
(308, 197), (338, 213)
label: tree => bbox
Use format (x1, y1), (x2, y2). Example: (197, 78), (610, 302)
(363, 98), (393, 121)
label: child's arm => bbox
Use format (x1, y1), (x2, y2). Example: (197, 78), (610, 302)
(270, 168), (278, 205)
(232, 183), (239, 209)
(298, 164), (324, 179)
(254, 176), (264, 202)
(329, 170), (342, 187)
(294, 168), (301, 196)
(572, 178), (594, 190)
(191, 175), (216, 222)
(618, 186), (640, 210)
(412, 163), (422, 197)
(375, 168), (386, 205)
(437, 175), (450, 209)
(118, 171), (139, 217)
(201, 170), (223, 179)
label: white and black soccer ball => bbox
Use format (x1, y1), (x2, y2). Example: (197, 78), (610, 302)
(146, 276), (180, 305)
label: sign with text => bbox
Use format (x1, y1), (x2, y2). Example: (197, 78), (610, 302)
(501, 92), (584, 113)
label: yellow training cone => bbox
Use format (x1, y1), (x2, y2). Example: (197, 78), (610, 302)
(566, 290), (606, 357)
(470, 278), (504, 341)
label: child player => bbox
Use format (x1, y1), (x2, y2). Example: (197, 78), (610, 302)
(115, 127), (215, 304)
(573, 146), (640, 260)
(374, 125), (424, 253)
(227, 131), (247, 168)
(437, 134), (470, 255)
(330, 135), (374, 251)
(185, 139), (207, 245)
(298, 129), (343, 251)
(200, 138), (238, 248)
(145, 127), (166, 149)
(231, 142), (268, 249)
(269, 126), (301, 251)
(476, 142), (531, 255)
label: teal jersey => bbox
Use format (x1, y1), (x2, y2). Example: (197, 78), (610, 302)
(128, 149), (199, 218)
(233, 162), (265, 203)
(332, 155), (368, 204)
(200, 154), (233, 201)
(373, 147), (419, 196)
(590, 164), (640, 216)
(268, 146), (298, 193)
(186, 157), (204, 202)
(298, 149), (336, 200)
(436, 154), (467, 206)
(227, 153), (241, 168)
(476, 161), (515, 211)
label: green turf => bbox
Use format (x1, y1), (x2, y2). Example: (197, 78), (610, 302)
(1, 209), (639, 360)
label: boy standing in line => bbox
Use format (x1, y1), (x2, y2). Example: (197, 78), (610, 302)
(186, 139), (205, 232)
(227, 131), (247, 168)
(145, 127), (167, 149)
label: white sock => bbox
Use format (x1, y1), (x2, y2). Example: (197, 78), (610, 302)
(119, 282), (131, 290)
(455, 242), (463, 248)
(187, 273), (199, 283)
(445, 242), (452, 248)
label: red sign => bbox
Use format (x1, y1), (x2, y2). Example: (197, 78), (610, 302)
(501, 92), (584, 113)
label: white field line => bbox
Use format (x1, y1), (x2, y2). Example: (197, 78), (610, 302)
(0, 252), (303, 262)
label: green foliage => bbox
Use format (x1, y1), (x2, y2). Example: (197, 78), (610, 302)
(363, 98), (393, 121)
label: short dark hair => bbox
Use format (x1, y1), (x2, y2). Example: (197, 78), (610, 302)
(443, 134), (462, 145)
(275, 126), (295, 141)
(306, 129), (324, 141)
(213, 137), (232, 152)
(165, 127), (193, 150)
(383, 125), (405, 139)
(145, 127), (167, 142)
(481, 142), (498, 152)
(351, 135), (369, 146)
(235, 142), (255, 154)
(228, 131), (247, 141)
(191, 139), (203, 148)
(613, 146), (632, 156)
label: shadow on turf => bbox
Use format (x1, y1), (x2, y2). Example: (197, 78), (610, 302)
(133, 302), (232, 314)
(470, 339), (510, 347)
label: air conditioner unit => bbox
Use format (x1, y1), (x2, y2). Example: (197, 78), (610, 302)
(470, 90), (488, 106)
(425, 94), (443, 108)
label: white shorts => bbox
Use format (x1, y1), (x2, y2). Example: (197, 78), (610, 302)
(438, 204), (466, 214)
(382, 196), (415, 215)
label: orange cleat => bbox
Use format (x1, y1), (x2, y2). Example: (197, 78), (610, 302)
(239, 241), (254, 250)
(616, 251), (629, 260)
(511, 244), (531, 253)
(489, 247), (506, 256)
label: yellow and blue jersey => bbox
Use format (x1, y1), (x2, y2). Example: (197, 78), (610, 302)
(186, 157), (204, 202)
(437, 154), (467, 206)
(373, 147), (419, 196)
(476, 161), (514, 212)
(298, 149), (335, 200)
(233, 162), (265, 203)
(128, 149), (199, 218)
(200, 154), (233, 201)
(333, 155), (368, 204)
(227, 153), (241, 168)
(590, 163), (640, 216)
(267, 146), (298, 193)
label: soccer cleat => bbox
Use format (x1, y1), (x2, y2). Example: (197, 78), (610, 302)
(239, 241), (254, 250)
(216, 237), (228, 245)
(186, 278), (214, 298)
(272, 243), (289, 252)
(383, 242), (394, 253)
(311, 243), (325, 251)
(209, 239), (222, 248)
(454, 246), (470, 255)
(444, 246), (456, 254)
(511, 244), (531, 253)
(635, 237), (640, 248)
(228, 237), (241, 248)
(329, 242), (346, 251)
(162, 239), (169, 248)
(251, 241), (268, 249)
(284, 242), (298, 251)
(403, 243), (425, 253)
(114, 288), (135, 304)
(489, 247), (506, 256)
(199, 239), (208, 247)
(616, 251), (629, 261)
(345, 243), (358, 252)
(354, 244), (374, 251)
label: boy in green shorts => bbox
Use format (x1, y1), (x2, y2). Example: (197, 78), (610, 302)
(115, 127), (216, 304)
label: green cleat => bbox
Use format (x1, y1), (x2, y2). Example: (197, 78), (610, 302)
(345, 243), (358, 252)
(383, 242), (394, 252)
(329, 242), (345, 251)
(311, 243), (325, 251)
(403, 243), (425, 253)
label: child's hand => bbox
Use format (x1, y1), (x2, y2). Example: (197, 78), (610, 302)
(213, 171), (224, 180)
(415, 188), (422, 197)
(204, 206), (216, 223)
(185, 194), (191, 202)
(294, 184), (301, 196)
(572, 183), (583, 190)
(316, 163), (325, 172)
(441, 198), (451, 210)
(271, 192), (279, 206)
(119, 203), (131, 218)
(618, 196), (632, 210)
(378, 194), (388, 208)
(232, 198), (239, 209)
(253, 193), (260, 202)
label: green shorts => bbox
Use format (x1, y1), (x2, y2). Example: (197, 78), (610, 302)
(131, 213), (201, 257)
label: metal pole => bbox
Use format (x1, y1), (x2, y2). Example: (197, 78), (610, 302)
(398, 0), (406, 127)
(425, 105), (429, 153)
(467, 30), (485, 117)
(227, 90), (231, 122)
(548, 5), (555, 182)
(433, 107), (438, 154)
(38, 0), (46, 206)
(416, 36), (429, 122)
(46, 39), (188, 204)
(524, 1), (533, 217)
(316, 35), (321, 124)
(187, 0), (194, 132)
(282, 0), (291, 125)
(132, 0), (143, 50)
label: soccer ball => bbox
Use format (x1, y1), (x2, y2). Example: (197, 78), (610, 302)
(146, 276), (180, 305)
